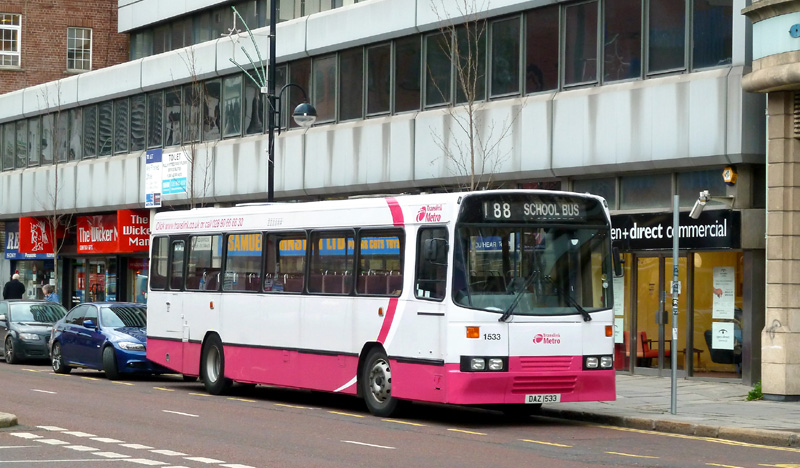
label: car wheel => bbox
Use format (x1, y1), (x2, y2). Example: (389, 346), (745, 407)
(200, 334), (232, 395)
(361, 348), (402, 417)
(5, 336), (19, 364)
(102, 346), (120, 380)
(51, 342), (71, 374)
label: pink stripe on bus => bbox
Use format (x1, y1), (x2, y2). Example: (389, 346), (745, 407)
(385, 197), (404, 227)
(376, 297), (398, 344)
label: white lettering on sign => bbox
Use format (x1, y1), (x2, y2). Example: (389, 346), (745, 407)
(523, 203), (580, 217)
(612, 219), (728, 241)
(79, 226), (117, 243)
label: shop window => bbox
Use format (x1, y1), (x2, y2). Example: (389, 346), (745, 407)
(114, 98), (130, 154)
(692, 251), (743, 377)
(692, 0), (732, 69)
(564, 1), (598, 86)
(574, 177), (617, 210)
(150, 237), (169, 290)
(83, 105), (98, 158)
(243, 78), (264, 135)
(677, 169), (728, 208)
(184, 83), (202, 143)
(188, 234), (223, 291)
(603, 0), (641, 82)
(130, 95), (146, 152)
(425, 32), (452, 107)
(366, 44), (390, 115)
(394, 36), (420, 113)
(490, 16), (521, 96)
(415, 227), (448, 301)
(97, 101), (113, 156)
(308, 230), (355, 294)
(648, 0), (686, 74)
(340, 47), (364, 121)
(355, 230), (404, 296)
(455, 23), (486, 104)
(620, 173), (671, 210)
(223, 233), (262, 292)
(69, 108), (83, 160)
(147, 91), (164, 148)
(525, 6), (559, 93)
(203, 80), (221, 141)
(265, 233), (307, 293)
(27, 117), (40, 167)
(313, 55), (336, 123)
(222, 74), (243, 137)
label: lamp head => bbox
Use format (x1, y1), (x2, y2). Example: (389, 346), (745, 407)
(292, 102), (317, 128)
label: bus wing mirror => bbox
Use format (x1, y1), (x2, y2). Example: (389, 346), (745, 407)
(423, 238), (448, 264)
(613, 247), (624, 277)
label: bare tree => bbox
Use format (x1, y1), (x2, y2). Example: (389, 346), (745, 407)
(34, 82), (75, 297)
(429, 0), (520, 191)
(174, 47), (216, 210)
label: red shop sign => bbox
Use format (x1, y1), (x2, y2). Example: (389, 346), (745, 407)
(77, 214), (118, 254)
(117, 209), (150, 252)
(18, 217), (56, 254)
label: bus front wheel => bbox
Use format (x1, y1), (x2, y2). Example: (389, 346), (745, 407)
(201, 334), (232, 395)
(361, 348), (402, 417)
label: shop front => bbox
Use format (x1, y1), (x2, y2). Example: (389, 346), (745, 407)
(3, 221), (55, 300)
(611, 209), (764, 385)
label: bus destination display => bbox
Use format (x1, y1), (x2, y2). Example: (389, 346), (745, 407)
(482, 198), (588, 222)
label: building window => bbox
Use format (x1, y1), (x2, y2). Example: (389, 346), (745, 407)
(243, 78), (263, 135)
(366, 44), (391, 115)
(692, 0), (732, 69)
(677, 169), (728, 208)
(27, 117), (41, 167)
(67, 27), (92, 71)
(573, 177), (617, 209)
(15, 120), (26, 169)
(55, 112), (68, 162)
(620, 173), (672, 210)
(0, 13), (21, 67)
(525, 6), (559, 93)
(288, 59), (311, 128)
(69, 108), (83, 160)
(313, 55), (336, 123)
(83, 105), (98, 158)
(604, 0), (641, 82)
(202, 80), (221, 141)
(41, 114), (54, 164)
(394, 37), (420, 113)
(114, 98), (130, 154)
(339, 47), (364, 121)
(425, 32), (452, 107)
(184, 83), (202, 143)
(490, 16), (520, 96)
(455, 23), (486, 104)
(564, 1), (598, 86)
(164, 89), (182, 147)
(648, 0), (686, 74)
(222, 74), (243, 137)
(147, 92), (164, 148)
(2, 123), (13, 170)
(98, 101), (113, 156)
(129, 95), (146, 152)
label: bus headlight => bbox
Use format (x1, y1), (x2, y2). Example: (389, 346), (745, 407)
(585, 356), (599, 368)
(488, 358), (504, 371)
(600, 355), (613, 368)
(470, 358), (486, 371)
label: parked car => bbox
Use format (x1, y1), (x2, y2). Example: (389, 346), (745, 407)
(49, 302), (168, 379)
(0, 300), (68, 364)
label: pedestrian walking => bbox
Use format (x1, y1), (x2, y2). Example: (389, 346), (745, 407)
(3, 274), (26, 299)
(42, 284), (60, 303)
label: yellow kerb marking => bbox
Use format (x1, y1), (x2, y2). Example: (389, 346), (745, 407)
(81, 377), (100, 381)
(382, 419), (426, 427)
(606, 451), (659, 459)
(521, 439), (572, 448)
(112, 381), (134, 386)
(759, 465), (800, 468)
(707, 464), (746, 468)
(228, 397), (256, 403)
(189, 392), (212, 397)
(447, 429), (486, 436)
(23, 368), (40, 372)
(329, 411), (365, 418)
(153, 387), (174, 391)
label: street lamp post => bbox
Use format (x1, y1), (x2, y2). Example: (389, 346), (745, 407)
(228, 4), (317, 203)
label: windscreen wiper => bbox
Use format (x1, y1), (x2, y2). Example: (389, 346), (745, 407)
(498, 273), (538, 322)
(545, 276), (592, 322)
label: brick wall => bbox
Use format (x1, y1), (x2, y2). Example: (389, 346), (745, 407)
(0, 0), (129, 95)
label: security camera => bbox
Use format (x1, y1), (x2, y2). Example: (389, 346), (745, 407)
(689, 190), (710, 219)
(689, 198), (705, 219)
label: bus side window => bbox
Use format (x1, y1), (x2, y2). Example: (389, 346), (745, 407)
(150, 236), (169, 290)
(415, 227), (448, 301)
(169, 240), (185, 290)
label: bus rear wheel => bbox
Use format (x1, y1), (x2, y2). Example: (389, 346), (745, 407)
(201, 334), (232, 395)
(361, 348), (401, 417)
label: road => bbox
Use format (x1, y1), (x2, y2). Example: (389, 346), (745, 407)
(1, 361), (798, 467)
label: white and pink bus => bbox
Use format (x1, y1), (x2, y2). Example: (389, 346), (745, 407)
(146, 190), (617, 417)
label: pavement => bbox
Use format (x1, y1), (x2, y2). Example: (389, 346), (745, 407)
(1, 374), (798, 447)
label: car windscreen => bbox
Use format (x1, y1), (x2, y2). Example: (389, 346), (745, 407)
(101, 306), (147, 328)
(9, 303), (68, 324)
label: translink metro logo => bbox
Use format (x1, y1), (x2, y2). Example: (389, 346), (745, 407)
(416, 204), (443, 222)
(533, 333), (562, 344)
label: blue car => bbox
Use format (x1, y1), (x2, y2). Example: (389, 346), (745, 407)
(49, 302), (168, 379)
